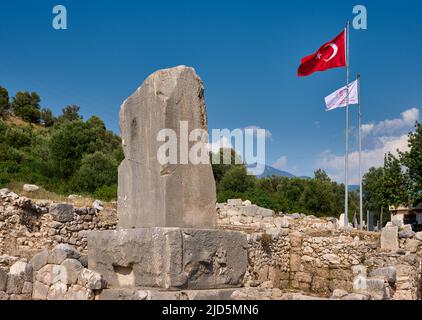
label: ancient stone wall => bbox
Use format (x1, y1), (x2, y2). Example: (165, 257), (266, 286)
(1, 191), (421, 300)
(0, 189), (116, 259)
(217, 200), (422, 300)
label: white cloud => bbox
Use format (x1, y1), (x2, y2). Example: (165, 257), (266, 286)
(207, 136), (233, 153)
(273, 156), (288, 170)
(362, 108), (418, 137)
(316, 108), (419, 184)
(243, 126), (272, 139)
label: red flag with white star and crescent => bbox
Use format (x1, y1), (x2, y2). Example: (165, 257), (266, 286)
(298, 29), (346, 77)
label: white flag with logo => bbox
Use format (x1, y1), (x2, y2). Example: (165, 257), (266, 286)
(325, 80), (359, 111)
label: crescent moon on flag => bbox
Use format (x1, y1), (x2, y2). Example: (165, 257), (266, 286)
(323, 43), (338, 62)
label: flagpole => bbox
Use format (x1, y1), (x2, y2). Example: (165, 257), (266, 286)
(357, 74), (363, 230)
(344, 21), (350, 228)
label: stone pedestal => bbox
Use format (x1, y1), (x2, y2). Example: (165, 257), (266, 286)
(96, 288), (239, 300)
(88, 228), (248, 290)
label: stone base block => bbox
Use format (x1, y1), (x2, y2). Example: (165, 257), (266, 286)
(96, 288), (239, 300)
(88, 228), (248, 290)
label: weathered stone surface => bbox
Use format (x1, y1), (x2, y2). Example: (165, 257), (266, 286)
(61, 259), (84, 285)
(228, 199), (243, 206)
(36, 265), (67, 286)
(399, 225), (416, 243)
(0, 291), (8, 300)
(78, 269), (105, 290)
(92, 200), (104, 212)
(32, 281), (49, 300)
(343, 293), (369, 300)
(47, 282), (67, 300)
(47, 244), (81, 264)
(50, 204), (74, 223)
(322, 254), (340, 265)
(30, 250), (49, 271)
(9, 261), (32, 281)
(404, 239), (420, 253)
(117, 66), (216, 229)
(331, 289), (348, 299)
(6, 274), (24, 294)
(415, 232), (422, 241)
(366, 278), (389, 300)
(381, 226), (398, 251)
(369, 267), (397, 286)
(88, 228), (248, 290)
(66, 285), (92, 300)
(0, 269), (7, 292)
(22, 281), (32, 294)
(23, 184), (40, 192)
(97, 288), (238, 301)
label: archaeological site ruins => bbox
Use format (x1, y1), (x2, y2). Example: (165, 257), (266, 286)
(0, 66), (421, 301)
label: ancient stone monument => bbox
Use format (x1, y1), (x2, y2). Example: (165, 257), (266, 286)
(88, 66), (248, 297)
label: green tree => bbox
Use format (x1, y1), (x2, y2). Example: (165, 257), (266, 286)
(300, 178), (335, 216)
(49, 120), (95, 178)
(70, 151), (118, 193)
(0, 86), (9, 118)
(11, 91), (41, 123)
(40, 108), (56, 127)
(211, 148), (243, 186)
(58, 105), (82, 122)
(86, 115), (106, 131)
(400, 122), (422, 203)
(382, 153), (408, 208)
(363, 167), (385, 213)
(314, 169), (331, 182)
(219, 166), (255, 193)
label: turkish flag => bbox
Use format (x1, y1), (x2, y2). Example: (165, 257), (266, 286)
(298, 30), (346, 77)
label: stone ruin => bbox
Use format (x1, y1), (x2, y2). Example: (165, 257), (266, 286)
(87, 66), (248, 298)
(0, 66), (421, 301)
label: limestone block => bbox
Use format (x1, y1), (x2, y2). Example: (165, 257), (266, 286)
(20, 282), (32, 295)
(227, 199), (243, 206)
(0, 268), (8, 291)
(6, 274), (24, 294)
(32, 281), (49, 300)
(381, 226), (398, 251)
(47, 282), (67, 300)
(331, 289), (348, 299)
(23, 184), (40, 192)
(30, 250), (49, 271)
(9, 261), (32, 281)
(36, 265), (67, 286)
(47, 244), (81, 265)
(66, 285), (92, 300)
(88, 228), (248, 290)
(77, 269), (105, 290)
(50, 204), (74, 223)
(97, 288), (238, 301)
(61, 259), (84, 285)
(369, 267), (396, 287)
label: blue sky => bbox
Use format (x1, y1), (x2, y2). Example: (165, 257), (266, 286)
(0, 0), (421, 183)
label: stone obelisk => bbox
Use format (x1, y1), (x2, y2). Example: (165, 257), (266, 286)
(117, 66), (216, 229)
(88, 66), (247, 294)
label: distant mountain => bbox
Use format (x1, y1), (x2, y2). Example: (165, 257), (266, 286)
(299, 176), (312, 180)
(247, 164), (295, 179)
(349, 185), (360, 192)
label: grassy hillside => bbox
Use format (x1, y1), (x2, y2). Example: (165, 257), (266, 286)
(0, 113), (123, 201)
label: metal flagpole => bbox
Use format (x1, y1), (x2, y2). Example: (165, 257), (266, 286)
(344, 21), (350, 228)
(357, 74), (363, 230)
